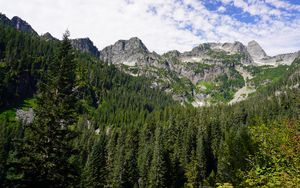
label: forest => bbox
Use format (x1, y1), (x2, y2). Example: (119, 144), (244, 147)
(0, 17), (299, 188)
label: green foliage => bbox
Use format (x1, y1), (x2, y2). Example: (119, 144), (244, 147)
(0, 18), (300, 188)
(196, 67), (244, 103)
(245, 65), (289, 89)
(5, 31), (80, 187)
(241, 120), (300, 187)
(82, 132), (107, 187)
(148, 127), (167, 188)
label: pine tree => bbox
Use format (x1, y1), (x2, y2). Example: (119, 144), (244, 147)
(122, 129), (139, 187)
(196, 134), (207, 187)
(148, 127), (167, 188)
(13, 31), (79, 187)
(0, 116), (10, 187)
(82, 132), (107, 187)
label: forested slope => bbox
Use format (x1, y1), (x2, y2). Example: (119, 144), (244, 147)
(0, 17), (299, 188)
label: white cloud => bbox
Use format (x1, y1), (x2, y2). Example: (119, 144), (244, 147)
(217, 6), (226, 13)
(0, 0), (299, 56)
(265, 0), (300, 11)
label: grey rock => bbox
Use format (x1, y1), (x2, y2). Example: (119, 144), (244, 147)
(71, 38), (100, 57)
(259, 51), (300, 66)
(247, 40), (267, 60)
(180, 41), (253, 64)
(100, 37), (150, 65)
(16, 108), (34, 125)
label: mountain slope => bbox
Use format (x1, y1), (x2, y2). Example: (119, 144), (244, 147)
(98, 37), (299, 105)
(1, 13), (299, 106)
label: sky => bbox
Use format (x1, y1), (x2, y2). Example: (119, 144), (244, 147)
(0, 0), (300, 56)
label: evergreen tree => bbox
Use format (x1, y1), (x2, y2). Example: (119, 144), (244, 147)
(196, 134), (207, 186)
(148, 127), (167, 188)
(12, 31), (79, 187)
(0, 116), (10, 186)
(82, 132), (107, 188)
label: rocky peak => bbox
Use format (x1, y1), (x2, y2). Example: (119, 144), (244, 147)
(115, 37), (149, 53)
(100, 37), (150, 65)
(247, 40), (267, 60)
(11, 16), (37, 35)
(209, 41), (248, 54)
(163, 50), (181, 58)
(41, 32), (57, 41)
(0, 13), (13, 26)
(229, 41), (248, 53)
(71, 38), (100, 57)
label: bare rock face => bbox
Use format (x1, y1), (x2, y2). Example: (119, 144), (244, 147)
(71, 38), (100, 57)
(100, 37), (150, 66)
(179, 42), (253, 64)
(259, 51), (300, 66)
(11, 16), (38, 35)
(247, 40), (267, 60)
(247, 40), (299, 66)
(16, 108), (34, 125)
(210, 41), (248, 54)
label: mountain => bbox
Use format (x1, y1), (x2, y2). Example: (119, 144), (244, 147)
(71, 38), (100, 57)
(41, 32), (58, 41)
(1, 13), (300, 188)
(0, 13), (12, 26)
(100, 37), (152, 66)
(11, 16), (38, 35)
(257, 51), (300, 66)
(1, 13), (299, 105)
(0, 13), (38, 35)
(97, 37), (300, 105)
(247, 40), (267, 60)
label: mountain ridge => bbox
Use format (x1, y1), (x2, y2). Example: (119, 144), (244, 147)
(1, 13), (299, 105)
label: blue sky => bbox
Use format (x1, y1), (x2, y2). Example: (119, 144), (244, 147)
(0, 0), (300, 55)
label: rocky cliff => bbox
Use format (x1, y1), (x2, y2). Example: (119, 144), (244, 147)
(247, 40), (267, 60)
(100, 37), (152, 66)
(71, 38), (100, 57)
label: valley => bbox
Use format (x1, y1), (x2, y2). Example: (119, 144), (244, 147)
(0, 12), (299, 188)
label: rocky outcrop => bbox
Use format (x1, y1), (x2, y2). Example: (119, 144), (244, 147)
(178, 42), (253, 64)
(100, 37), (150, 65)
(258, 51), (300, 66)
(11, 16), (38, 35)
(16, 108), (34, 125)
(247, 40), (299, 66)
(247, 40), (267, 60)
(71, 38), (100, 57)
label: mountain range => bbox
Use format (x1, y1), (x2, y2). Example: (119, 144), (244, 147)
(1, 13), (299, 106)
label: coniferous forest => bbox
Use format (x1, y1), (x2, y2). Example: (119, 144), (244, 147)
(0, 16), (300, 188)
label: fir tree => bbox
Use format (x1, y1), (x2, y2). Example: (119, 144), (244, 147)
(148, 127), (167, 188)
(13, 31), (79, 187)
(82, 132), (107, 188)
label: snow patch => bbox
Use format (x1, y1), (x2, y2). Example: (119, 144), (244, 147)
(123, 61), (136, 66)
